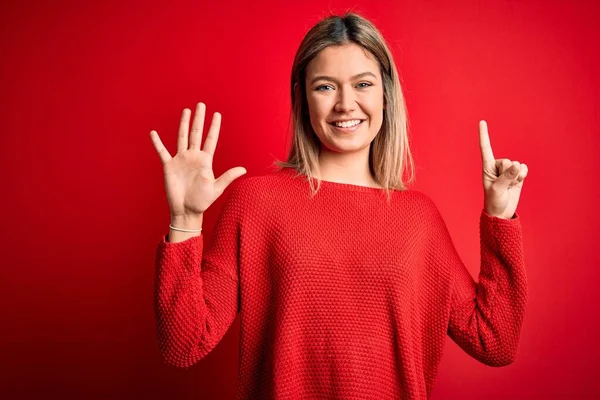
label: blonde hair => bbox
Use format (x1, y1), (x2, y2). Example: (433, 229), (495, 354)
(274, 12), (415, 200)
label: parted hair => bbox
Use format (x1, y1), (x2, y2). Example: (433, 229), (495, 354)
(274, 12), (416, 199)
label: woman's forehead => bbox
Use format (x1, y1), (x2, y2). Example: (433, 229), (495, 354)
(306, 43), (380, 79)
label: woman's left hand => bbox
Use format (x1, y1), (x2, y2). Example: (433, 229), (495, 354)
(479, 120), (529, 219)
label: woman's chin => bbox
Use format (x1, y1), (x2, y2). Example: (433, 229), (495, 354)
(321, 140), (370, 154)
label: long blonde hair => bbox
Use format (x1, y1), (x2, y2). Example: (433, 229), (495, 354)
(274, 12), (415, 200)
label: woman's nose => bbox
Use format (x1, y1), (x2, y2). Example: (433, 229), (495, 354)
(334, 86), (357, 113)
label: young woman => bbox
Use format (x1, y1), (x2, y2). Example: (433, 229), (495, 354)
(150, 12), (529, 399)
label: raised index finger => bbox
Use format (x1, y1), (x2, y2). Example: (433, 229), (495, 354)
(479, 120), (495, 167)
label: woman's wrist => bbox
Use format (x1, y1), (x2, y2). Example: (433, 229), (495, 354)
(167, 214), (204, 243)
(170, 213), (204, 229)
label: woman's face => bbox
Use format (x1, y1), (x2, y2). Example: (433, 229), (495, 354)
(305, 43), (385, 155)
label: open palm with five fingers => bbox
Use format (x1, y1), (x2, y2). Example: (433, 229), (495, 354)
(150, 102), (247, 221)
(479, 120), (529, 219)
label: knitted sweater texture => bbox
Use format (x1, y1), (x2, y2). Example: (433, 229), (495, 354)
(154, 167), (527, 399)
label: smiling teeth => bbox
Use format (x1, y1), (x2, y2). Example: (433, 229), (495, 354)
(334, 120), (361, 128)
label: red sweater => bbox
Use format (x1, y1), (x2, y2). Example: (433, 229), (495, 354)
(154, 167), (527, 399)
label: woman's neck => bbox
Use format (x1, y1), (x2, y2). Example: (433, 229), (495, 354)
(317, 148), (382, 188)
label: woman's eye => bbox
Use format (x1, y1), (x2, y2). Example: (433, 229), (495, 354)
(316, 85), (333, 91)
(315, 82), (372, 91)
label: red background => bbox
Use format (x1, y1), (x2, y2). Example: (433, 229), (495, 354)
(1, 0), (599, 398)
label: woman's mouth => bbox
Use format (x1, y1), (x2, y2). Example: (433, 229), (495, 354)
(328, 119), (365, 132)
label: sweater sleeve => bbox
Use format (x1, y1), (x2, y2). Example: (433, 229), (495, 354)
(428, 204), (528, 367)
(153, 183), (244, 368)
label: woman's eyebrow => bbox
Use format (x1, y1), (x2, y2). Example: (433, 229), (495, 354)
(309, 71), (377, 85)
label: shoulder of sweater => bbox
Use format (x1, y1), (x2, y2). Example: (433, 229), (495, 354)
(404, 189), (438, 211)
(223, 168), (288, 204)
(400, 190), (448, 229)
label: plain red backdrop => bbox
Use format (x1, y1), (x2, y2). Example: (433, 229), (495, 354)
(1, 0), (599, 398)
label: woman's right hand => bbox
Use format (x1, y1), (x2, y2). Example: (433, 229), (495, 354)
(150, 102), (247, 220)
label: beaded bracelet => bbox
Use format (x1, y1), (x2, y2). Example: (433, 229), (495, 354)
(169, 224), (202, 233)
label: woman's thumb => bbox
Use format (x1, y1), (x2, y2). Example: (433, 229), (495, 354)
(215, 167), (247, 196)
(494, 165), (519, 192)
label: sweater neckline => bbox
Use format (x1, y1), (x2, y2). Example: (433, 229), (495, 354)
(279, 167), (393, 193)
